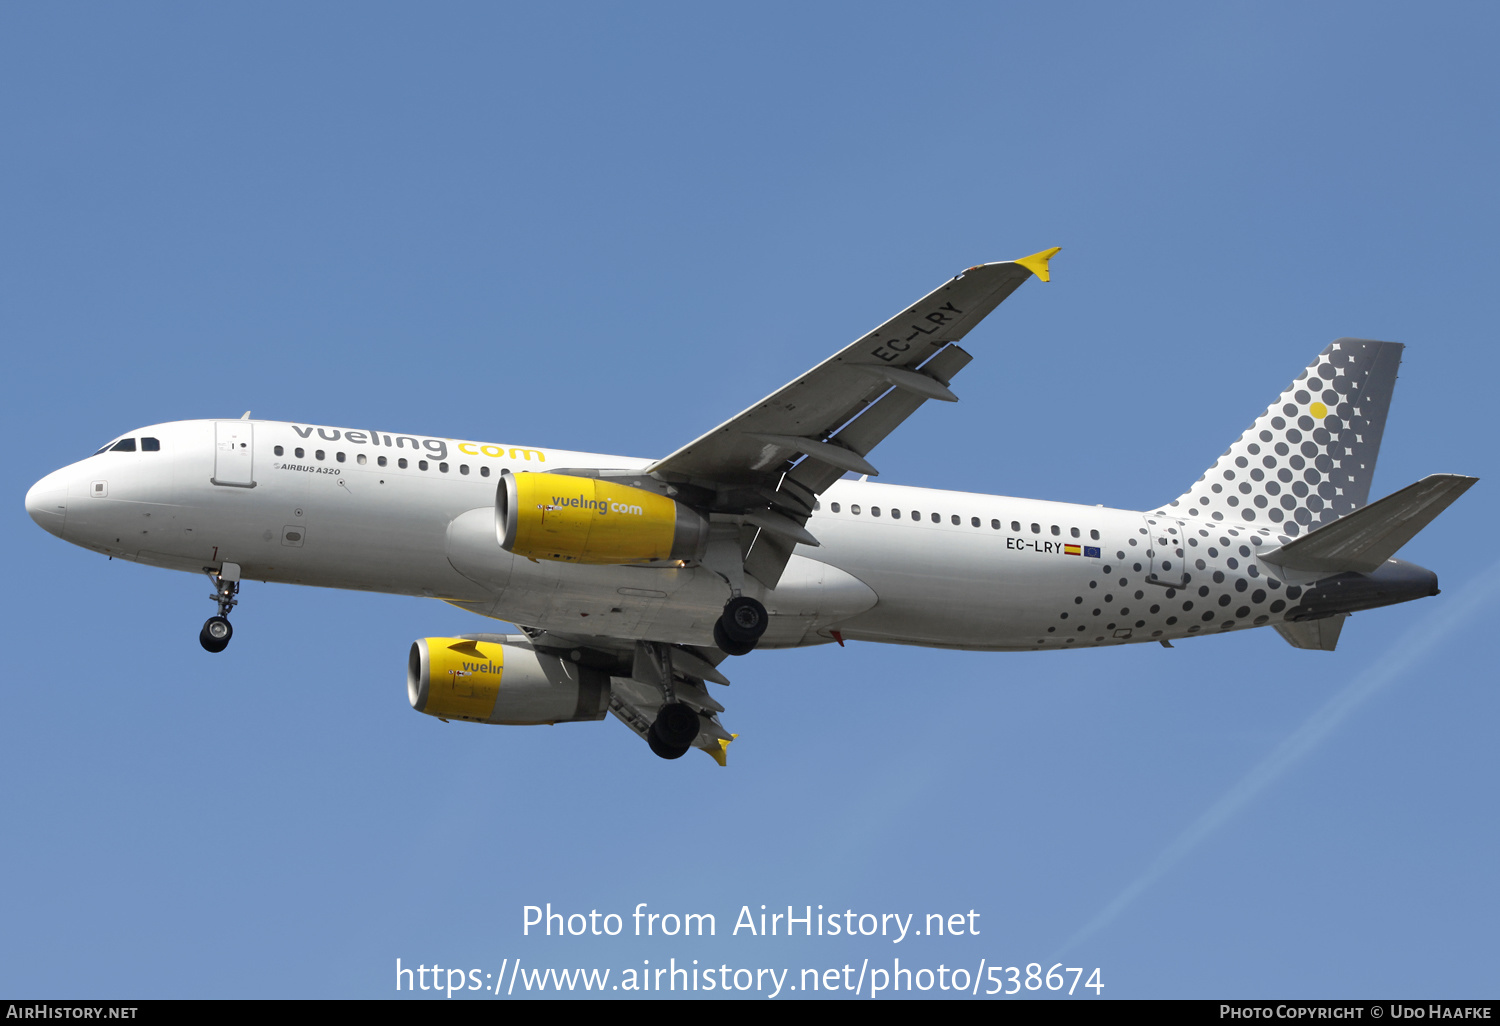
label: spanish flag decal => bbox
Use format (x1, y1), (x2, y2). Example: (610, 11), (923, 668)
(1064, 544), (1081, 556)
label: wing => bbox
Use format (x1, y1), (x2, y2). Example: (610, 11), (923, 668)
(487, 627), (739, 766)
(647, 249), (1059, 586)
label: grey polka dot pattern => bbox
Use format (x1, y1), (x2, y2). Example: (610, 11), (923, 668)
(1029, 520), (1294, 648)
(1163, 339), (1403, 536)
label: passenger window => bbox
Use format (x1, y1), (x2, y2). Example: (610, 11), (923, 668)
(295, 448), (305, 459)
(911, 510), (920, 521)
(1071, 527), (1080, 538)
(480, 466), (490, 477)
(336, 452), (346, 463)
(971, 517), (980, 528)
(1051, 525), (1060, 536)
(1031, 523), (1040, 534)
(357, 454), (367, 465)
(930, 512), (939, 523)
(812, 500), (820, 511)
(439, 462), (449, 473)
(831, 502), (841, 513)
(315, 450), (325, 461)
(419, 460), (429, 471)
(872, 507), (881, 517)
(398, 458), (408, 469)
(1090, 529), (1100, 540)
(111, 438), (136, 452)
(991, 519), (1000, 529)
(378, 456), (387, 467)
(141, 437), (160, 451)
(851, 505), (862, 515)
(274, 445), (284, 456)
(459, 464), (469, 475)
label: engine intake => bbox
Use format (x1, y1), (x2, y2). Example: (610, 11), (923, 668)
(496, 471), (707, 565)
(408, 636), (610, 725)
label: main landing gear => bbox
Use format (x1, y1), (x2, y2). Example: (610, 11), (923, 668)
(199, 563), (240, 653)
(713, 596), (767, 656)
(635, 641), (705, 761)
(647, 701), (700, 760)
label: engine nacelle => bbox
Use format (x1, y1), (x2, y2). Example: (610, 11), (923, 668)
(496, 471), (708, 565)
(407, 637), (610, 725)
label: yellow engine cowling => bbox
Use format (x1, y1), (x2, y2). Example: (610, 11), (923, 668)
(407, 637), (610, 725)
(496, 471), (708, 565)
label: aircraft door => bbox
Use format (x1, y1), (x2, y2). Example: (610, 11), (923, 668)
(213, 422), (256, 487)
(1143, 515), (1188, 588)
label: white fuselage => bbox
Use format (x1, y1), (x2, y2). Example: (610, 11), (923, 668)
(27, 419), (1314, 652)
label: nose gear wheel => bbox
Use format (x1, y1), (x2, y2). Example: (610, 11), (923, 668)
(200, 616), (233, 653)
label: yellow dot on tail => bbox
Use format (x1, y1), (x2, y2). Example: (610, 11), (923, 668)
(1309, 402), (1328, 419)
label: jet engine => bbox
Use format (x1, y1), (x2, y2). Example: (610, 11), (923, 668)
(496, 471), (708, 565)
(408, 636), (610, 725)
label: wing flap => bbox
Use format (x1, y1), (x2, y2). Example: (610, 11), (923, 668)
(742, 344), (977, 589)
(608, 678), (737, 764)
(500, 631), (738, 763)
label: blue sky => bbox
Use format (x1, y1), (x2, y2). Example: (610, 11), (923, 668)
(3, 3), (1496, 999)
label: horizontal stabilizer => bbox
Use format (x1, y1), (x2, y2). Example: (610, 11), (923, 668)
(1274, 613), (1348, 651)
(1258, 474), (1477, 574)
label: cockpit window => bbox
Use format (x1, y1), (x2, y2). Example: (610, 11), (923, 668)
(92, 436), (161, 456)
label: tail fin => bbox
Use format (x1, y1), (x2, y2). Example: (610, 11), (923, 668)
(1163, 339), (1403, 537)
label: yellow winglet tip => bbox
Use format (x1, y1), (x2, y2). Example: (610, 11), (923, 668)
(706, 734), (738, 767)
(1014, 246), (1062, 282)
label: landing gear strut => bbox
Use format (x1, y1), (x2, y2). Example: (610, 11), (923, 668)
(714, 596), (767, 656)
(200, 563), (240, 653)
(635, 641), (705, 760)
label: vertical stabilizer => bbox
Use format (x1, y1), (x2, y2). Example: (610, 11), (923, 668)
(1163, 339), (1403, 537)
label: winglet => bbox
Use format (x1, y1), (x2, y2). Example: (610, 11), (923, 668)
(706, 734), (737, 767)
(1014, 247), (1061, 282)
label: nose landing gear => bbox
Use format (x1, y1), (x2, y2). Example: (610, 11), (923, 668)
(200, 562), (241, 653)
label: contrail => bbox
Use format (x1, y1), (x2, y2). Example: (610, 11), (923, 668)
(1056, 559), (1500, 956)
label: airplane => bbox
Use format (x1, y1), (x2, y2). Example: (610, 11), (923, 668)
(24, 249), (1477, 764)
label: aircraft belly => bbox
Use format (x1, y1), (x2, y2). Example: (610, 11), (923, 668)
(475, 554), (877, 647)
(839, 561), (1074, 646)
(806, 516), (1103, 648)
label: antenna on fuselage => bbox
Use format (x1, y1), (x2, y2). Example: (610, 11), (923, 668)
(240, 411), (251, 420)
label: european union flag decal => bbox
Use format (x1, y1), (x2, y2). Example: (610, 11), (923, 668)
(1083, 546), (1101, 558)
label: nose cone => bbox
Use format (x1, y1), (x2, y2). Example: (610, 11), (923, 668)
(25, 470), (68, 538)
